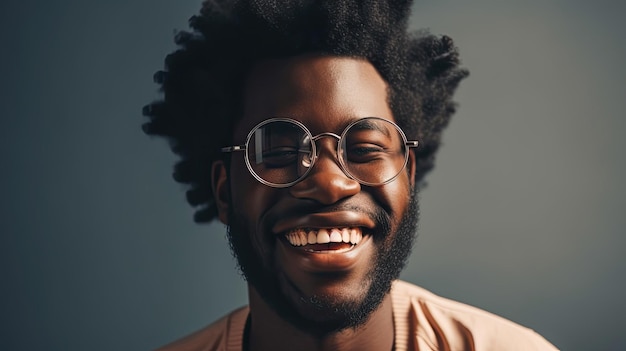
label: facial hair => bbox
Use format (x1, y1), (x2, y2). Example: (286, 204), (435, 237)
(226, 194), (419, 335)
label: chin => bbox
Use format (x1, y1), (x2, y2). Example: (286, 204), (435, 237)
(227, 195), (419, 334)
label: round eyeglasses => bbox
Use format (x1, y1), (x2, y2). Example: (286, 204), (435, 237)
(221, 117), (419, 188)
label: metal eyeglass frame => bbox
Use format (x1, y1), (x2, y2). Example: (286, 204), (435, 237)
(221, 117), (419, 188)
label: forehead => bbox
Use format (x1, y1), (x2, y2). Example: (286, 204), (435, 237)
(237, 54), (393, 138)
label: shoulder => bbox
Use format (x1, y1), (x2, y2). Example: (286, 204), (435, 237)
(155, 306), (249, 351)
(391, 281), (559, 351)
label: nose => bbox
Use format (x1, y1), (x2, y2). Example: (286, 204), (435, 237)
(289, 138), (360, 204)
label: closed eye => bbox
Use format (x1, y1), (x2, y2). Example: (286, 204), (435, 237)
(261, 148), (299, 167)
(346, 144), (387, 163)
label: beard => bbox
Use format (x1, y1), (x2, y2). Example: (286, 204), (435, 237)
(226, 194), (419, 335)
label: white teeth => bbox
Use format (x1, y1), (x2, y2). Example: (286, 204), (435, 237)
(329, 229), (342, 243)
(293, 233), (300, 246)
(342, 228), (350, 243)
(317, 229), (330, 244)
(285, 227), (363, 247)
(298, 230), (307, 245)
(350, 228), (358, 244)
(308, 231), (316, 244)
(289, 230), (307, 246)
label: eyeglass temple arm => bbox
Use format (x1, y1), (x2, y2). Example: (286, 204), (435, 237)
(405, 141), (419, 148)
(223, 142), (418, 152)
(221, 145), (246, 153)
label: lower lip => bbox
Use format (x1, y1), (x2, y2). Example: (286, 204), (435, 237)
(277, 236), (370, 272)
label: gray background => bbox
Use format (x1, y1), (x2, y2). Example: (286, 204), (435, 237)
(2, 0), (624, 350)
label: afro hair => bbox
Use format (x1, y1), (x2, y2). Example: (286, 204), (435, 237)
(143, 0), (468, 222)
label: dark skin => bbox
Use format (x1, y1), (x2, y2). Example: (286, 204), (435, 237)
(211, 55), (416, 351)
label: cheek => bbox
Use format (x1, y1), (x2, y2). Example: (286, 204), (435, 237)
(374, 173), (412, 220)
(229, 160), (280, 251)
(230, 160), (265, 214)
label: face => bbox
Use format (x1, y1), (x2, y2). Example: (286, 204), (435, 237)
(212, 55), (418, 333)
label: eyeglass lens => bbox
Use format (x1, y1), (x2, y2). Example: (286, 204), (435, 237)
(245, 118), (408, 186)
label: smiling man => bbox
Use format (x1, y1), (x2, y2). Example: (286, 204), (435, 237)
(143, 0), (558, 350)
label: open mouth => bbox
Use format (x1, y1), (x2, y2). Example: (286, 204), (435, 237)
(283, 227), (363, 253)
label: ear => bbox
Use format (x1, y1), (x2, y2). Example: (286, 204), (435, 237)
(211, 160), (230, 225)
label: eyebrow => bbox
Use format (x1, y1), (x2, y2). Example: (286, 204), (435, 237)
(348, 119), (392, 138)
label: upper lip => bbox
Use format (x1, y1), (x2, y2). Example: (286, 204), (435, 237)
(272, 211), (376, 235)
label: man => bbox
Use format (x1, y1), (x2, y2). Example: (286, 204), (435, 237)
(143, 0), (559, 350)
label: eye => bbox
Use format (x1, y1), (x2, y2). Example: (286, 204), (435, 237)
(261, 147), (300, 167)
(346, 144), (387, 163)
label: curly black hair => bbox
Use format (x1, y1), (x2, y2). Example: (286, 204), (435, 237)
(142, 0), (468, 223)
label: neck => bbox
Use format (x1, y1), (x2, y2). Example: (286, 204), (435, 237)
(246, 286), (394, 351)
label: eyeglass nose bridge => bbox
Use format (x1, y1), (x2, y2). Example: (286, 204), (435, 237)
(307, 131), (345, 168)
(311, 132), (342, 142)
(301, 131), (355, 181)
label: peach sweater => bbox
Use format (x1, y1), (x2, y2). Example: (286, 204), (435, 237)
(157, 280), (558, 351)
